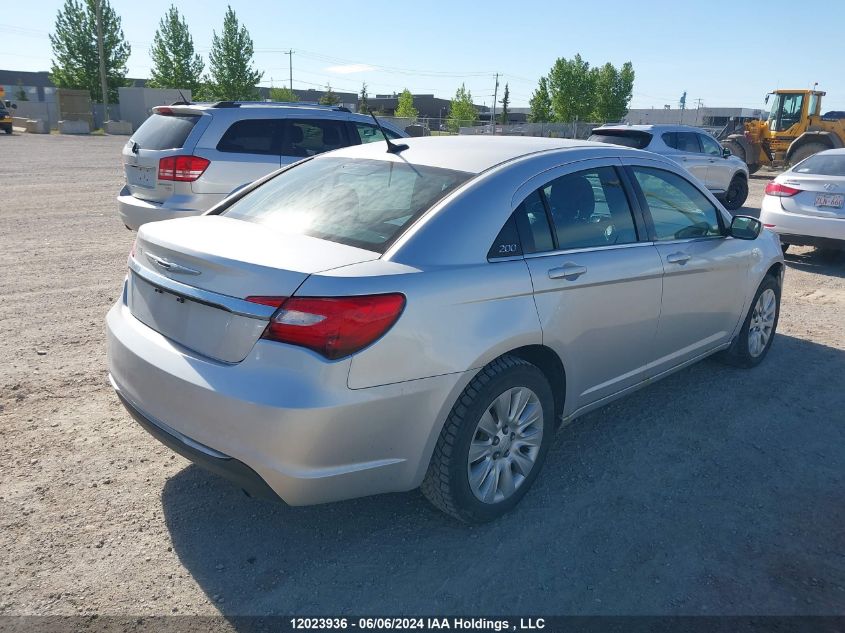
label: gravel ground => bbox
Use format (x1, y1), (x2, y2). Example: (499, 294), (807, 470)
(1, 133), (843, 617)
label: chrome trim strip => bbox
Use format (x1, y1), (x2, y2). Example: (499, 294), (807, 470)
(127, 257), (277, 320)
(522, 240), (655, 260)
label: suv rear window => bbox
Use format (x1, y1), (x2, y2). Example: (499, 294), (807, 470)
(793, 153), (845, 176)
(223, 157), (472, 252)
(131, 114), (199, 150)
(588, 130), (652, 150)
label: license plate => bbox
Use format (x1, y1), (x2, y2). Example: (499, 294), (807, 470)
(815, 193), (843, 208)
(127, 165), (156, 188)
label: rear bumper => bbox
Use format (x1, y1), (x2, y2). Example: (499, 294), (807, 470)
(106, 298), (467, 506)
(114, 382), (282, 501)
(117, 186), (223, 230)
(760, 196), (845, 246)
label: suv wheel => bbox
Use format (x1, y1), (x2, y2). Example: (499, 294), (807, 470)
(421, 355), (554, 523)
(722, 174), (749, 210)
(719, 275), (780, 368)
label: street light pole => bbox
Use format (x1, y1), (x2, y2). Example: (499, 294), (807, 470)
(491, 73), (499, 134)
(284, 49), (294, 91)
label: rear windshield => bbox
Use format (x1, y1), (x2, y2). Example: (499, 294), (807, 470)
(131, 113), (200, 150)
(793, 153), (845, 176)
(223, 157), (472, 252)
(588, 130), (653, 150)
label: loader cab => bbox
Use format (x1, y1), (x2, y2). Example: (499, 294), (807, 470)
(766, 90), (824, 133)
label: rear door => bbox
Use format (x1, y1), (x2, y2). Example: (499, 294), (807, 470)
(627, 161), (752, 373)
(663, 131), (710, 186)
(192, 118), (283, 196)
(122, 111), (207, 202)
(516, 159), (664, 410)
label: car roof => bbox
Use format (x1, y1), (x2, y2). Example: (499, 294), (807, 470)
(324, 136), (606, 174)
(594, 123), (710, 134)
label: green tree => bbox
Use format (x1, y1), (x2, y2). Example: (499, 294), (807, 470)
(499, 82), (510, 124)
(319, 83), (340, 105)
(591, 61), (634, 122)
(270, 86), (298, 102)
(358, 82), (369, 114)
(148, 5), (204, 94)
(528, 76), (552, 123)
(447, 83), (477, 133)
(49, 0), (130, 103)
(205, 5), (262, 101)
(15, 80), (29, 101)
(395, 88), (417, 119)
(547, 54), (595, 122)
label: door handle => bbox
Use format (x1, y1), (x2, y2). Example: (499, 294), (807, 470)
(548, 263), (587, 280)
(666, 252), (691, 265)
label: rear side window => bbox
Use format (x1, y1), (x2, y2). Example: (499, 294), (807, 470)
(699, 134), (723, 156)
(490, 190), (554, 259)
(355, 122), (403, 144)
(131, 114), (199, 150)
(223, 157), (471, 252)
(588, 130), (652, 149)
(794, 153), (845, 176)
(631, 166), (722, 240)
(217, 119), (281, 155)
(543, 167), (639, 249)
(283, 119), (349, 157)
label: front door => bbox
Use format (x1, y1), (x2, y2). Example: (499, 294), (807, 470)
(627, 162), (752, 374)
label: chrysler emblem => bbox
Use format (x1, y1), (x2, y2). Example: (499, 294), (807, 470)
(146, 253), (201, 275)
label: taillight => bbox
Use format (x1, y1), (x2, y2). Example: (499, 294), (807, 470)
(246, 294), (406, 360)
(765, 182), (800, 197)
(158, 155), (210, 182)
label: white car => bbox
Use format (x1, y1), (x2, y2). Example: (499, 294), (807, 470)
(760, 148), (845, 251)
(589, 124), (750, 210)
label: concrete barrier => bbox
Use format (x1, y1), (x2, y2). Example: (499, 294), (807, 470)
(26, 119), (49, 134)
(105, 120), (133, 135)
(58, 119), (91, 135)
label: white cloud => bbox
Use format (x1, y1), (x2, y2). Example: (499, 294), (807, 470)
(325, 63), (376, 75)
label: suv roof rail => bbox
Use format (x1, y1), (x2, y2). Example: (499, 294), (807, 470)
(208, 100), (351, 112)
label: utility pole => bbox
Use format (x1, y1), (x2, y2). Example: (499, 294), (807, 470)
(95, 0), (109, 124)
(693, 98), (703, 126)
(490, 73), (499, 134)
(284, 49), (294, 91)
(679, 91), (687, 124)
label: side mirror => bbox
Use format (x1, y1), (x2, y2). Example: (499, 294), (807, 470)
(729, 215), (762, 240)
(722, 146), (731, 158)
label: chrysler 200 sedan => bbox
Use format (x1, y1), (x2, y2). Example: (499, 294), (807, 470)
(107, 136), (784, 522)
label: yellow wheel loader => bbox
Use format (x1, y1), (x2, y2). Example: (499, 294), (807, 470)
(722, 89), (845, 174)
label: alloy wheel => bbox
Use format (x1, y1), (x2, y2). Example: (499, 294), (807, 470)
(748, 288), (777, 357)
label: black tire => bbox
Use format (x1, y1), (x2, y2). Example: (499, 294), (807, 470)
(722, 174), (749, 211)
(789, 142), (828, 167)
(719, 275), (781, 368)
(723, 139), (745, 163)
(421, 354), (555, 523)
(746, 163), (760, 175)
(781, 242), (790, 254)
(2, 126), (11, 135)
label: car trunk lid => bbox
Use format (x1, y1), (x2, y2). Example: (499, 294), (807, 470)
(779, 174), (845, 218)
(129, 216), (380, 362)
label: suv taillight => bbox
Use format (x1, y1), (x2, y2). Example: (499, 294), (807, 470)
(246, 294), (406, 360)
(158, 155), (210, 182)
(765, 182), (800, 197)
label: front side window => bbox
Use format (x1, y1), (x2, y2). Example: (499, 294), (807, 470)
(631, 166), (722, 241)
(542, 167), (639, 250)
(283, 119), (349, 157)
(355, 122), (402, 144)
(223, 157), (471, 252)
(699, 134), (723, 156)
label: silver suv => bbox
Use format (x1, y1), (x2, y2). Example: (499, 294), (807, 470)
(117, 101), (407, 230)
(589, 124), (750, 210)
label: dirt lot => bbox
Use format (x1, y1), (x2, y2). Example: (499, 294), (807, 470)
(1, 133), (843, 617)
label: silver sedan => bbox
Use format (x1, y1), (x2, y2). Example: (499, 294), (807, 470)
(107, 135), (784, 522)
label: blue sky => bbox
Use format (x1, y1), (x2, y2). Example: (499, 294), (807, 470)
(3, 0), (845, 111)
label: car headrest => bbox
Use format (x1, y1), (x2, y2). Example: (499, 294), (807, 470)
(549, 175), (595, 222)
